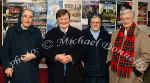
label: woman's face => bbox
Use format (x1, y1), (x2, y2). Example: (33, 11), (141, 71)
(120, 11), (134, 29)
(57, 13), (70, 29)
(21, 10), (33, 28)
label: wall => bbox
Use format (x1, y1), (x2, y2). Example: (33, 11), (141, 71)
(1, 0), (150, 46)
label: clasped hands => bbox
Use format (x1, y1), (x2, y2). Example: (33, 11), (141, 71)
(55, 53), (72, 64)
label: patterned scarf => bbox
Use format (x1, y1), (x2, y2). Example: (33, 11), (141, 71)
(111, 24), (135, 78)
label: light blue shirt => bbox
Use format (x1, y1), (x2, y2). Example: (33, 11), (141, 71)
(90, 28), (100, 40)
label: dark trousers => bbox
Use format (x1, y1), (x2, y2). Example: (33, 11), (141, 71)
(84, 76), (108, 83)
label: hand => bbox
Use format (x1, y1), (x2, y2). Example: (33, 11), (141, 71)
(55, 54), (66, 62)
(61, 55), (72, 64)
(55, 54), (72, 64)
(21, 52), (36, 62)
(5, 68), (13, 77)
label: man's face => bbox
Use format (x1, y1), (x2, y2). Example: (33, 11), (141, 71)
(21, 10), (33, 28)
(120, 11), (134, 28)
(57, 13), (70, 29)
(90, 17), (101, 32)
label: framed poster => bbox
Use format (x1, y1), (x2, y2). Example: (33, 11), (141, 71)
(47, 0), (63, 31)
(99, 1), (116, 26)
(137, 2), (148, 25)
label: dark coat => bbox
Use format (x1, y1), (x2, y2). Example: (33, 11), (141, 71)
(0, 47), (2, 65)
(1, 25), (42, 83)
(143, 67), (150, 83)
(82, 27), (111, 77)
(41, 26), (84, 83)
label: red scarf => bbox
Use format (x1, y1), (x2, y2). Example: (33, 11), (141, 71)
(111, 24), (136, 78)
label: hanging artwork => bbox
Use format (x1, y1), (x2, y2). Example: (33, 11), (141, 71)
(64, 0), (82, 30)
(47, 0), (63, 31)
(3, 3), (24, 38)
(137, 2), (148, 25)
(99, 1), (116, 26)
(82, 0), (99, 30)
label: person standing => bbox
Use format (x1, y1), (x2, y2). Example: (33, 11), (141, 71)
(82, 14), (111, 83)
(107, 9), (150, 83)
(41, 9), (83, 83)
(1, 9), (42, 83)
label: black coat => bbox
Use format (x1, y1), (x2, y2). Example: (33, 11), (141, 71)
(1, 25), (42, 83)
(41, 26), (84, 83)
(82, 27), (111, 77)
(0, 47), (1, 65)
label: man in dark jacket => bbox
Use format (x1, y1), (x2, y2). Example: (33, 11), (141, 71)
(82, 14), (111, 83)
(41, 9), (83, 83)
(1, 9), (42, 83)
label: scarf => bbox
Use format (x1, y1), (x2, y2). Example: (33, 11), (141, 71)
(111, 24), (136, 78)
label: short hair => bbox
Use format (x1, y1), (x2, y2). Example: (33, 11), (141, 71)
(88, 14), (102, 27)
(21, 9), (34, 18)
(18, 9), (34, 24)
(120, 9), (135, 18)
(56, 9), (70, 19)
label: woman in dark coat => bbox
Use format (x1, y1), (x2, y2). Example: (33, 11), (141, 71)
(82, 14), (111, 83)
(1, 9), (42, 83)
(40, 9), (83, 83)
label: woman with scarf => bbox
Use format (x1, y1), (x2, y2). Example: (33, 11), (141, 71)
(107, 9), (150, 83)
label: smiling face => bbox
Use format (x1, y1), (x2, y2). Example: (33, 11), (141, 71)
(90, 16), (101, 32)
(120, 9), (135, 29)
(21, 10), (33, 28)
(57, 13), (70, 29)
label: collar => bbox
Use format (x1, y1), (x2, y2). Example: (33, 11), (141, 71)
(134, 26), (140, 37)
(90, 28), (100, 40)
(90, 28), (100, 34)
(124, 29), (127, 36)
(59, 27), (68, 34)
(16, 24), (35, 32)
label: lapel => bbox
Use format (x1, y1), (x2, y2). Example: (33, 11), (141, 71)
(134, 26), (140, 37)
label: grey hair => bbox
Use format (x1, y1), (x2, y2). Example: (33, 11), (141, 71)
(91, 15), (102, 20)
(120, 9), (135, 18)
(21, 9), (34, 18)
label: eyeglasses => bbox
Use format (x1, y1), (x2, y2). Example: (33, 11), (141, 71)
(121, 17), (133, 21)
